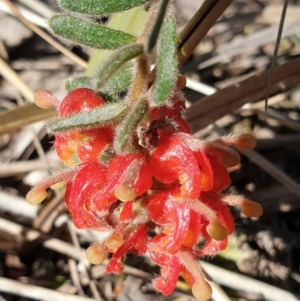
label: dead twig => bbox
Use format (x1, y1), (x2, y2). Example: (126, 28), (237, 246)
(66, 220), (104, 301)
(0, 191), (39, 219)
(0, 159), (58, 177)
(185, 56), (300, 130)
(257, 108), (300, 133)
(200, 261), (300, 301)
(0, 0), (87, 68)
(33, 191), (65, 232)
(0, 57), (34, 102)
(0, 103), (56, 135)
(0, 277), (96, 301)
(178, 0), (233, 66)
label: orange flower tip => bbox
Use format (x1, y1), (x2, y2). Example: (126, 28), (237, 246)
(114, 184), (137, 202)
(86, 245), (106, 265)
(176, 74), (186, 90)
(242, 201), (263, 218)
(192, 281), (212, 301)
(236, 134), (256, 150)
(50, 181), (66, 190)
(206, 221), (227, 241)
(218, 152), (240, 168)
(34, 89), (56, 109)
(106, 234), (124, 252)
(26, 190), (48, 205)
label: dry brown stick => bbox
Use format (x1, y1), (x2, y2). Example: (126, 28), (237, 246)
(0, 159), (56, 177)
(185, 56), (300, 130)
(177, 0), (233, 66)
(66, 220), (104, 301)
(0, 0), (87, 68)
(255, 135), (300, 150)
(200, 261), (300, 301)
(0, 277), (96, 301)
(33, 191), (65, 232)
(198, 15), (300, 70)
(0, 191), (39, 219)
(257, 108), (300, 133)
(0, 217), (85, 259)
(68, 259), (86, 296)
(17, 0), (56, 18)
(0, 1), (47, 27)
(0, 57), (34, 102)
(0, 103), (56, 135)
(15, 92), (52, 179)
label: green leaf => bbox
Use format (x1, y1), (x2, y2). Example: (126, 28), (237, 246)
(65, 76), (93, 92)
(152, 16), (177, 105)
(48, 102), (126, 133)
(97, 44), (143, 89)
(85, 7), (148, 75)
(145, 0), (171, 52)
(60, 0), (148, 15)
(115, 99), (148, 153)
(102, 63), (133, 92)
(49, 15), (135, 49)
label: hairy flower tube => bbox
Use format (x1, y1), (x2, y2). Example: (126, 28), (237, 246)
(28, 84), (262, 301)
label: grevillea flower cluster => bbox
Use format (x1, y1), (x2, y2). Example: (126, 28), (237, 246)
(25, 0), (263, 299)
(27, 86), (262, 301)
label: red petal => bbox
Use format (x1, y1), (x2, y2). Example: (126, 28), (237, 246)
(152, 255), (180, 295)
(183, 208), (203, 248)
(202, 192), (234, 234)
(119, 201), (134, 221)
(148, 190), (190, 254)
(207, 154), (231, 191)
(77, 130), (110, 162)
(148, 235), (180, 296)
(54, 135), (79, 166)
(193, 151), (213, 191)
(106, 225), (147, 274)
(65, 162), (110, 229)
(59, 88), (106, 117)
(150, 134), (201, 199)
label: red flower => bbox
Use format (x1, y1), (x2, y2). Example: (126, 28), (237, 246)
(54, 88), (114, 165)
(149, 134), (201, 199)
(28, 86), (262, 301)
(64, 161), (112, 229)
(148, 188), (191, 254)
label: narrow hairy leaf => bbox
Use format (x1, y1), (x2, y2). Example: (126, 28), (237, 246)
(85, 8), (147, 75)
(49, 15), (135, 49)
(65, 76), (93, 92)
(102, 63), (133, 92)
(145, 0), (171, 52)
(48, 103), (126, 133)
(60, 0), (148, 15)
(152, 16), (177, 105)
(97, 44), (142, 89)
(115, 99), (148, 152)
